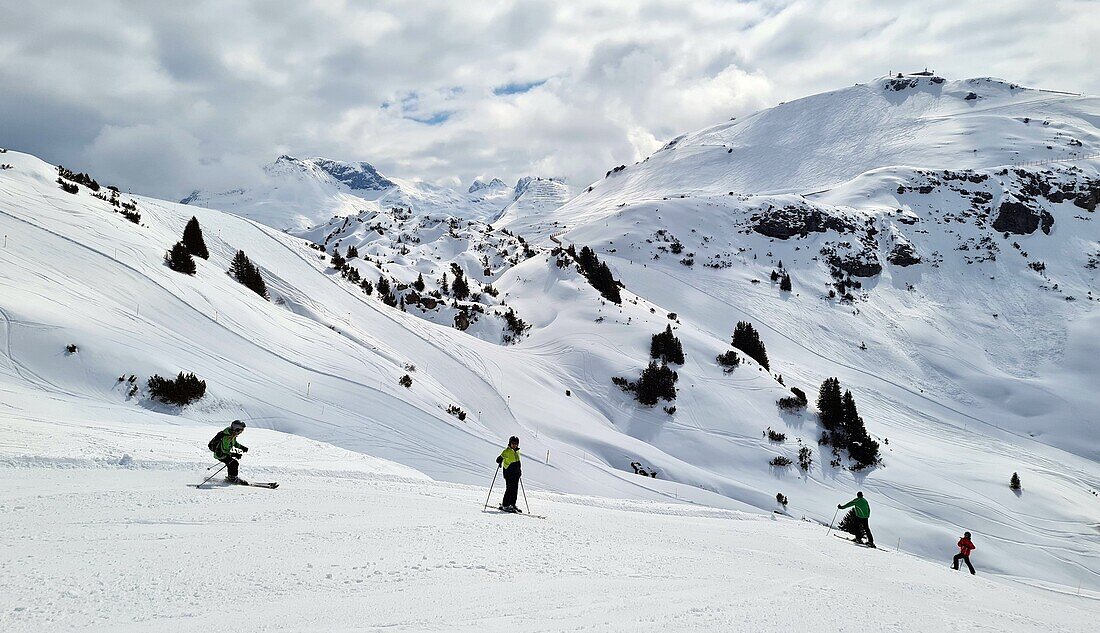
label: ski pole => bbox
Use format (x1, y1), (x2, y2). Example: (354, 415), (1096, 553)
(199, 462), (228, 488)
(826, 507), (840, 536)
(520, 477), (530, 514)
(483, 465), (500, 509)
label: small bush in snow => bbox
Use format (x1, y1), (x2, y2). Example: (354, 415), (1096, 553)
(777, 396), (805, 411)
(766, 428), (786, 442)
(65, 344), (78, 354)
(1010, 472), (1022, 490)
(634, 361), (678, 406)
(716, 350), (740, 372)
(398, 374), (413, 388)
(769, 455), (793, 467)
(650, 324), (685, 365)
(446, 405), (467, 421)
(147, 372), (206, 406)
(780, 274), (792, 292)
(837, 509), (860, 536)
(798, 445), (813, 471)
(776, 493), (788, 509)
(502, 309), (530, 344)
(57, 178), (79, 194)
(165, 241), (197, 275)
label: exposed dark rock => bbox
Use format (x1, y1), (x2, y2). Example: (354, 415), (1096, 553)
(887, 242), (921, 267)
(828, 254), (883, 278)
(992, 201), (1054, 235)
(752, 206), (855, 239)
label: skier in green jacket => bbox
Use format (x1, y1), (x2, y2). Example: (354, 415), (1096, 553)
(209, 420), (249, 484)
(495, 436), (522, 513)
(838, 491), (875, 547)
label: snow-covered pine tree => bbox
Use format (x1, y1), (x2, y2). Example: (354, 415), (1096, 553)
(165, 241), (196, 275)
(650, 324), (685, 364)
(731, 321), (769, 369)
(181, 217), (209, 259)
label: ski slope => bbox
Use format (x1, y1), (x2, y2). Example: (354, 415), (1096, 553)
(2, 72), (1099, 610)
(1, 416), (1094, 633)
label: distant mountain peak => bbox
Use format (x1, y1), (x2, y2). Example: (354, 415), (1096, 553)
(468, 178), (507, 193)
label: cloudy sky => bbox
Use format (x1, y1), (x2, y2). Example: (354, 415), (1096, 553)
(1, 0), (1096, 199)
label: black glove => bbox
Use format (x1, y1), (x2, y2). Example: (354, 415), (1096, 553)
(495, 455), (503, 466)
(239, 446), (249, 452)
(837, 504), (843, 509)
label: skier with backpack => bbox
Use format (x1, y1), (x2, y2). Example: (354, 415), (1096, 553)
(838, 491), (876, 547)
(495, 436), (522, 513)
(208, 420), (249, 484)
(953, 531), (977, 574)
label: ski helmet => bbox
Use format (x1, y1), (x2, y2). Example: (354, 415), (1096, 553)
(508, 435), (519, 446)
(964, 531), (971, 538)
(230, 419), (246, 432)
(856, 491), (863, 498)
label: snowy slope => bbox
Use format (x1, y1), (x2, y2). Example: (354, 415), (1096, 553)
(2, 72), (1100, 601)
(1, 416), (1095, 633)
(556, 75), (1100, 233)
(183, 155), (574, 232)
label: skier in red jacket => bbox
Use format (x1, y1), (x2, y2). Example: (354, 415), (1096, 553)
(952, 531), (976, 574)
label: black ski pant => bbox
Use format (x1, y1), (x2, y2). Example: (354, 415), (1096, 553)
(502, 473), (520, 508)
(855, 517), (874, 545)
(220, 456), (239, 479)
(953, 553), (975, 574)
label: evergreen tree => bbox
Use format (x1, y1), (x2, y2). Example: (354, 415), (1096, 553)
(731, 321), (769, 369)
(1010, 472), (1021, 490)
(181, 217), (209, 259)
(816, 377), (844, 435)
(165, 241), (196, 275)
(228, 250), (267, 299)
(837, 508), (860, 537)
(780, 274), (792, 292)
(650, 325), (685, 364)
(147, 372), (206, 406)
(452, 272), (470, 301)
(330, 250), (346, 270)
(635, 361), (678, 405)
(346, 245), (358, 259)
(412, 273), (425, 291)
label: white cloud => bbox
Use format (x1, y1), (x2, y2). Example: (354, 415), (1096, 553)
(0, 0), (1094, 199)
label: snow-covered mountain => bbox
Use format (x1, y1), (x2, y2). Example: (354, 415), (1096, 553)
(2, 73), (1099, 623)
(182, 154), (576, 232)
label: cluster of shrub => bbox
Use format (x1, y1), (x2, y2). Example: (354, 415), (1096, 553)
(816, 377), (881, 470)
(57, 165), (100, 191)
(564, 244), (622, 304)
(164, 217), (268, 301)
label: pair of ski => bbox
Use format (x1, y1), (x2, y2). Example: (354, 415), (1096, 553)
(192, 480), (279, 489)
(833, 533), (884, 550)
(484, 506), (547, 519)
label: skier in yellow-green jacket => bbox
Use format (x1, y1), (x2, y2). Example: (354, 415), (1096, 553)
(496, 436), (522, 513)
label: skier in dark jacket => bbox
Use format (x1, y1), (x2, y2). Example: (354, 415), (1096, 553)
(496, 436), (522, 513)
(209, 420), (249, 484)
(838, 491), (875, 547)
(953, 532), (976, 574)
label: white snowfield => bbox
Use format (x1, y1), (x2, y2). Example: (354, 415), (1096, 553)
(2, 73), (1100, 628)
(1, 416), (1095, 633)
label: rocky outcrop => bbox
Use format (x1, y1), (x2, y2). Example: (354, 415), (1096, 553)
(752, 206), (855, 239)
(992, 201), (1054, 235)
(888, 242), (921, 266)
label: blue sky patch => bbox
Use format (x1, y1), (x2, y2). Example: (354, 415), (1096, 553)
(493, 79), (546, 96)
